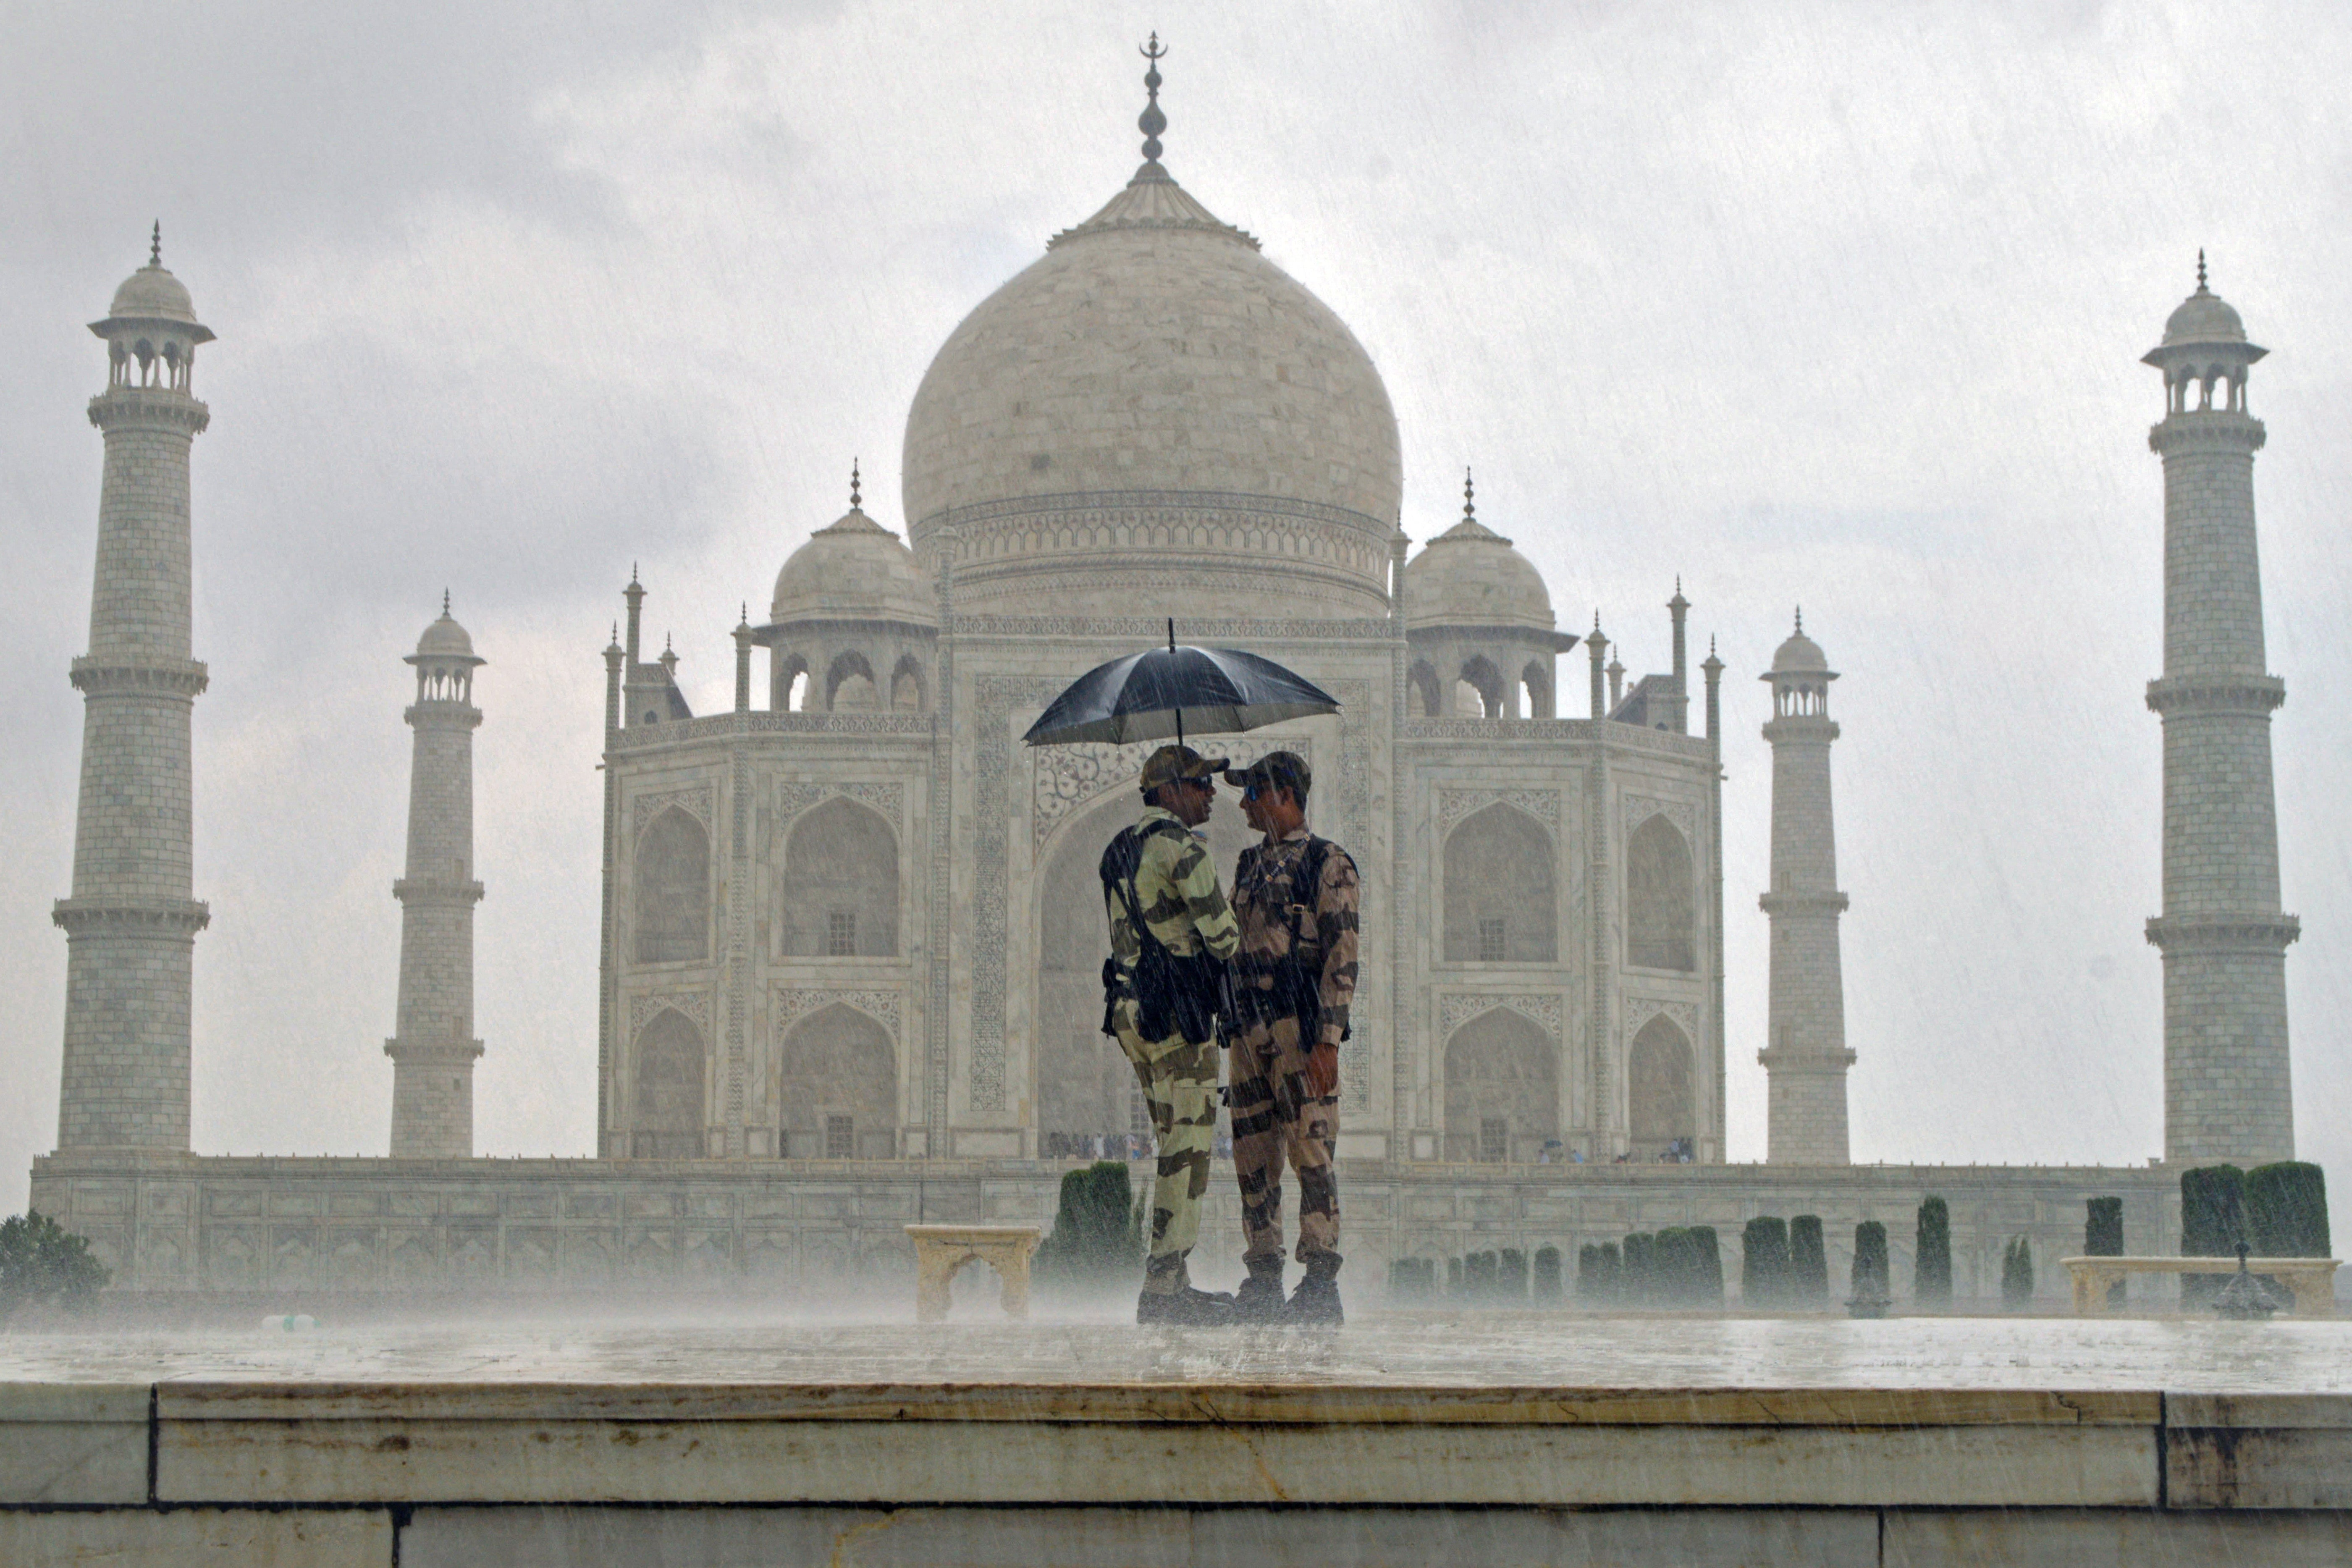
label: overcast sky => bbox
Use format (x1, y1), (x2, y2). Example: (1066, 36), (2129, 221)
(3, 1), (2347, 1209)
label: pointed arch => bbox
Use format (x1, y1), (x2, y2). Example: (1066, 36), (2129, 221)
(781, 797), (899, 957)
(1409, 659), (1444, 718)
(1626, 813), (1696, 971)
(632, 1007), (706, 1158)
(774, 652), (810, 712)
(1444, 802), (1556, 962)
(1459, 655), (1504, 717)
(827, 650), (878, 711)
(1034, 784), (1250, 1152)
(634, 807), (710, 963)
(778, 1002), (897, 1159)
(1443, 1007), (1558, 1162)
(890, 655), (926, 712)
(1628, 1013), (1694, 1153)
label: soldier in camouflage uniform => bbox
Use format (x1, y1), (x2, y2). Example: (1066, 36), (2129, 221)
(1223, 751), (1359, 1324)
(1100, 744), (1242, 1325)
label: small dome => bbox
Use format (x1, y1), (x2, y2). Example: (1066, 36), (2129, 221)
(107, 263), (200, 327)
(1405, 514), (1554, 629)
(771, 507), (937, 627)
(2162, 285), (2246, 347)
(413, 608), (481, 663)
(1770, 625), (1830, 674)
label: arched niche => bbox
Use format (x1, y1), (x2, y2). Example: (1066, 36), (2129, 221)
(1034, 781), (1251, 1152)
(632, 1008), (706, 1158)
(1626, 814), (1696, 971)
(778, 1002), (896, 1159)
(781, 797), (899, 957)
(1443, 802), (1556, 963)
(1627, 1013), (1694, 1154)
(1443, 1007), (1558, 1162)
(827, 651), (877, 711)
(1409, 661), (1443, 718)
(891, 656), (926, 712)
(634, 808), (711, 964)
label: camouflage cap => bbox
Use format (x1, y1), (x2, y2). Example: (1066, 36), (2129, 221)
(1139, 744), (1229, 791)
(1225, 750), (1311, 800)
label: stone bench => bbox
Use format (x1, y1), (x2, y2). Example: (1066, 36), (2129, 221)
(905, 1225), (1042, 1324)
(2060, 1255), (2340, 1316)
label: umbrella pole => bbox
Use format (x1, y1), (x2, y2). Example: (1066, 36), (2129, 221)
(1169, 619), (1183, 750)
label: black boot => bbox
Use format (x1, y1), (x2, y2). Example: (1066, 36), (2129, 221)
(1234, 1258), (1287, 1323)
(1286, 1253), (1343, 1326)
(1136, 1285), (1238, 1326)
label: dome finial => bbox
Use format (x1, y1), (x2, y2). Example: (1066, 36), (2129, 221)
(1794, 606), (1804, 635)
(441, 588), (451, 616)
(149, 221), (162, 268)
(850, 458), (862, 511)
(1462, 466), (1475, 522)
(2197, 249), (2208, 293)
(1138, 33), (1168, 165)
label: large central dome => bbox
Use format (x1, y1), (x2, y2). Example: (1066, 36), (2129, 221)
(902, 142), (1402, 619)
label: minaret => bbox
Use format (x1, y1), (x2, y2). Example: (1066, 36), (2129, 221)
(1758, 612), (1853, 1164)
(384, 597), (486, 1158)
(54, 228), (215, 1151)
(2142, 257), (2297, 1164)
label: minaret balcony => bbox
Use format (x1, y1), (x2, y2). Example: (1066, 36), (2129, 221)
(392, 878), (486, 907)
(1759, 889), (1849, 917)
(52, 897), (210, 936)
(2145, 913), (2300, 954)
(2145, 674), (2284, 716)
(86, 387), (210, 435)
(2148, 412), (2265, 456)
(69, 656), (208, 698)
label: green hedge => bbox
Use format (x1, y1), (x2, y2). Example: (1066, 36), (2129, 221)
(1789, 1216), (1828, 1304)
(2247, 1163), (2330, 1258)
(2181, 1164), (2247, 1308)
(1741, 1217), (1791, 1308)
(1533, 1246), (1563, 1304)
(1578, 1241), (1621, 1306)
(1914, 1197), (1951, 1306)
(2000, 1235), (2035, 1310)
(2085, 1197), (2125, 1307)
(1851, 1221), (1889, 1302)
(1622, 1233), (1657, 1306)
(1031, 1162), (1142, 1288)
(1499, 1248), (1529, 1302)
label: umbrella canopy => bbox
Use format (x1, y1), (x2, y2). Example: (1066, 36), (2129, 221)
(1023, 635), (1341, 747)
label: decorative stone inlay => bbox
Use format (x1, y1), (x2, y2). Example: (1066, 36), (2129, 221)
(1438, 992), (1563, 1043)
(631, 785), (713, 840)
(1439, 787), (1561, 836)
(775, 988), (902, 1038)
(1623, 795), (1698, 845)
(611, 712), (932, 750)
(956, 616), (1394, 642)
(777, 781), (905, 828)
(629, 991), (711, 1038)
(1032, 738), (1307, 848)
(1626, 996), (1698, 1040)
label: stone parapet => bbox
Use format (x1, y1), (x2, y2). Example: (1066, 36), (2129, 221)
(67, 656), (209, 698)
(2148, 409), (2265, 455)
(52, 897), (210, 936)
(85, 386), (209, 435)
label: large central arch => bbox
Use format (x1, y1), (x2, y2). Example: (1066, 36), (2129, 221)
(1033, 782), (1252, 1154)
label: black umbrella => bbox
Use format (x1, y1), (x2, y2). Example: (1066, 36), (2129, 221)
(1023, 621), (1341, 748)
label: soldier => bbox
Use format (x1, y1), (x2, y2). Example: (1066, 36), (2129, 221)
(1099, 744), (1242, 1325)
(1223, 751), (1359, 1324)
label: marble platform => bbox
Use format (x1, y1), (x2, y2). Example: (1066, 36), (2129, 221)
(2, 1314), (2349, 1565)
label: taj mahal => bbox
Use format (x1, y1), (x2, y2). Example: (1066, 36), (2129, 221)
(28, 59), (2302, 1301)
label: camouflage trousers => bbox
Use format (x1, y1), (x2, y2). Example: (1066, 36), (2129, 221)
(1110, 1001), (1219, 1294)
(1228, 1012), (1340, 1267)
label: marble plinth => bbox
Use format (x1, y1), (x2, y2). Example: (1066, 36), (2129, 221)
(1, 1316), (2347, 1565)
